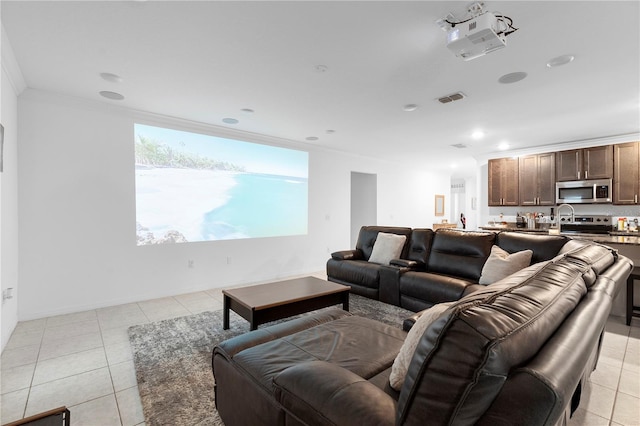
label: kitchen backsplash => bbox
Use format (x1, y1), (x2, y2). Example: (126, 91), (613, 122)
(486, 205), (640, 227)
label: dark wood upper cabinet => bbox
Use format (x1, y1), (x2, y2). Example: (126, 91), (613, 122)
(519, 153), (556, 206)
(613, 142), (640, 204)
(488, 158), (519, 206)
(584, 145), (614, 179)
(556, 149), (581, 181)
(556, 146), (613, 181)
(488, 143), (640, 207)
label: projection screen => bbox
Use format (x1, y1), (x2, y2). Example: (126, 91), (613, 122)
(135, 123), (308, 245)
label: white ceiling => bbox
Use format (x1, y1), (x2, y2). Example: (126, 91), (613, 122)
(2, 1), (639, 177)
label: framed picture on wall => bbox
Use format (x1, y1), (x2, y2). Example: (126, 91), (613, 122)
(435, 194), (445, 216)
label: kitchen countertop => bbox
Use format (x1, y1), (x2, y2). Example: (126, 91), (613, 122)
(479, 226), (640, 245)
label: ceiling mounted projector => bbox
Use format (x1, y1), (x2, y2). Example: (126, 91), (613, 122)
(438, 2), (518, 61)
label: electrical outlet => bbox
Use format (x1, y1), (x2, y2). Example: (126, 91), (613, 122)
(2, 288), (14, 302)
(188, 260), (194, 268)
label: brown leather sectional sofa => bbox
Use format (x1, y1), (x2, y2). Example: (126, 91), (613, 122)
(327, 227), (569, 312)
(212, 229), (633, 425)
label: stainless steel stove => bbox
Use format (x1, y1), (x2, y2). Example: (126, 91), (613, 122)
(558, 215), (613, 234)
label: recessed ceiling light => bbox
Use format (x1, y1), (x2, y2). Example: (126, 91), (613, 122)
(498, 141), (510, 150)
(471, 130), (485, 140)
(306, 136), (319, 141)
(100, 72), (123, 83)
(498, 72), (528, 84)
(546, 54), (575, 68)
(326, 130), (336, 134)
(99, 91), (124, 100)
(240, 108), (254, 114)
(403, 104), (418, 112)
(222, 118), (239, 124)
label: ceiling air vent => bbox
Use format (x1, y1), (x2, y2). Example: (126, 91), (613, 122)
(438, 92), (466, 104)
(450, 143), (467, 149)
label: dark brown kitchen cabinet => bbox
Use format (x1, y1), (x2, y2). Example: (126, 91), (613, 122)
(556, 146), (613, 181)
(519, 152), (556, 206)
(613, 141), (640, 204)
(488, 158), (519, 206)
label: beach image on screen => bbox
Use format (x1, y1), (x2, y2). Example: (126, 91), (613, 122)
(134, 123), (308, 245)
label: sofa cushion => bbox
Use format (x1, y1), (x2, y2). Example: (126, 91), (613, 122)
(496, 231), (568, 264)
(478, 245), (533, 285)
(558, 238), (592, 255)
(389, 301), (454, 391)
(369, 232), (407, 265)
(560, 242), (616, 288)
(397, 259), (588, 425)
(231, 315), (406, 394)
(327, 259), (381, 292)
(399, 271), (475, 311)
(405, 228), (435, 266)
(355, 226), (412, 260)
(427, 229), (496, 280)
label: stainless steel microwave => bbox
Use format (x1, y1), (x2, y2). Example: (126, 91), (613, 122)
(556, 179), (612, 204)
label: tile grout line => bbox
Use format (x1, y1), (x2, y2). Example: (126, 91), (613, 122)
(609, 325), (637, 425)
(174, 294), (197, 315)
(607, 337), (626, 424)
(98, 309), (126, 426)
(22, 321), (47, 420)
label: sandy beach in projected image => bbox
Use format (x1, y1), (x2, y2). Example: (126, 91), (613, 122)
(135, 167), (237, 244)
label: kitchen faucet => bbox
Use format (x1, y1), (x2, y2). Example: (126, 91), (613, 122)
(556, 203), (575, 229)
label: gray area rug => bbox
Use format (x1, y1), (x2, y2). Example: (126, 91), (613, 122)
(128, 293), (414, 426)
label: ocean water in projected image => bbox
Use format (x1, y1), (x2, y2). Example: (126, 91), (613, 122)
(202, 173), (307, 240)
(134, 123), (308, 245)
(136, 168), (308, 244)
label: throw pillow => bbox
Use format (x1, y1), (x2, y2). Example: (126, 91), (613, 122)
(368, 232), (406, 265)
(478, 245), (533, 285)
(389, 301), (454, 391)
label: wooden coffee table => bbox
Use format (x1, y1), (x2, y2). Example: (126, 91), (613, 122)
(222, 276), (350, 330)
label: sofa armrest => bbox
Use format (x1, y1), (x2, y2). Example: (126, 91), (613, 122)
(331, 249), (363, 261)
(403, 309), (428, 331)
(379, 265), (402, 306)
(273, 361), (396, 426)
(390, 258), (423, 269)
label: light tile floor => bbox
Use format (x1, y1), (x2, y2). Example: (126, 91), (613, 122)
(1, 283), (639, 425)
(1, 287), (226, 425)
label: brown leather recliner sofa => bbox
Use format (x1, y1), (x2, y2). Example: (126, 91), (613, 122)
(327, 226), (569, 312)
(212, 232), (633, 425)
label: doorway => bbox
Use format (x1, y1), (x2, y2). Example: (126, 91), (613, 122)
(350, 172), (377, 247)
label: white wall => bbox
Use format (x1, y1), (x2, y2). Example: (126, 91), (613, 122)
(464, 176), (477, 230)
(1, 31), (22, 352)
(16, 89), (450, 321)
(350, 172), (377, 247)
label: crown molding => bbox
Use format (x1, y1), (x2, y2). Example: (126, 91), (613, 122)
(21, 87), (411, 171)
(475, 132), (640, 164)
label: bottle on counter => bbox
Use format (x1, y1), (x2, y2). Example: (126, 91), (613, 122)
(618, 217), (626, 231)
